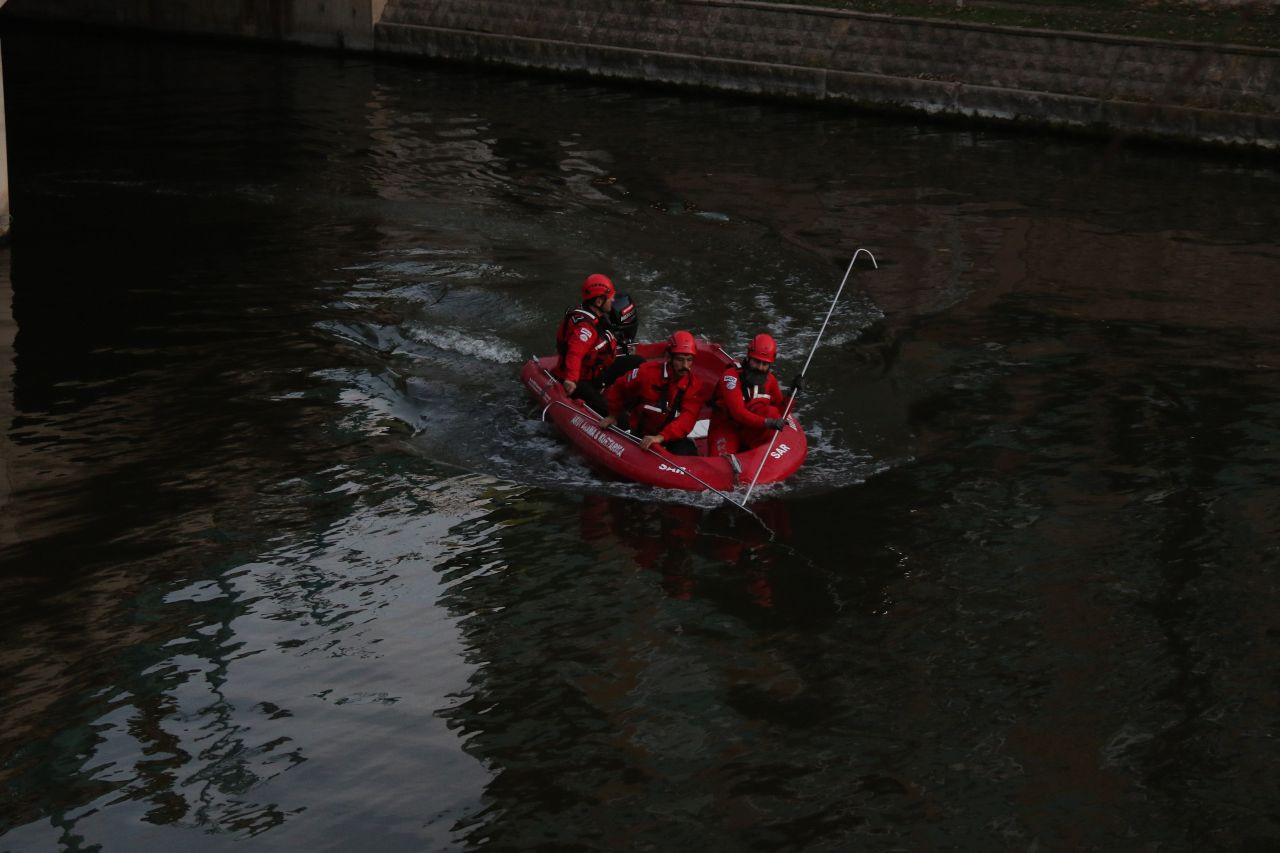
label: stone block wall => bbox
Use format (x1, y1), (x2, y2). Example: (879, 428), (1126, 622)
(377, 0), (1280, 150)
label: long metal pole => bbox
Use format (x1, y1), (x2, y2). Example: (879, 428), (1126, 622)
(741, 249), (878, 504)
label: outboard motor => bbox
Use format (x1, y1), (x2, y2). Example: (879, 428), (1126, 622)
(610, 293), (639, 353)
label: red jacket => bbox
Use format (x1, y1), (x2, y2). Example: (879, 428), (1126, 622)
(709, 365), (785, 430)
(555, 307), (617, 384)
(606, 360), (703, 441)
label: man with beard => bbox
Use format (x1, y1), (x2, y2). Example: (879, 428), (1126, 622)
(600, 330), (703, 455)
(707, 333), (800, 457)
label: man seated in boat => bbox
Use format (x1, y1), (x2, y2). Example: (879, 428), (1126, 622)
(599, 330), (703, 455)
(554, 273), (643, 415)
(707, 333), (800, 457)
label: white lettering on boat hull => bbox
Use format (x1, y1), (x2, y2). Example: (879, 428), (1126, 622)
(570, 414), (626, 457)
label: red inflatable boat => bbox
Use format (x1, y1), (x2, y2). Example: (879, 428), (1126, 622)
(520, 338), (807, 492)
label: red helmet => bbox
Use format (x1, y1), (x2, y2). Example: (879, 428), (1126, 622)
(747, 333), (777, 364)
(581, 273), (615, 302)
(667, 330), (697, 357)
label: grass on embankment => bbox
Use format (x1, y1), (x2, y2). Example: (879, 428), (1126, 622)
(775, 1), (1280, 49)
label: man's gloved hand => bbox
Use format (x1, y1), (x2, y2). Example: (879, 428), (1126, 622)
(764, 417), (786, 430)
(787, 374), (805, 397)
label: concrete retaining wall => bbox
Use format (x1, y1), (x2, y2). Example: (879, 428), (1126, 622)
(378, 0), (1280, 151)
(3, 0), (1277, 150)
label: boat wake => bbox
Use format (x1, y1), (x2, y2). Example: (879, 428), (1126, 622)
(312, 248), (902, 505)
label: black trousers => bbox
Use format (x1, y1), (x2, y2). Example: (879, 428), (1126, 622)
(571, 354), (646, 417)
(601, 354), (645, 386)
(661, 437), (699, 456)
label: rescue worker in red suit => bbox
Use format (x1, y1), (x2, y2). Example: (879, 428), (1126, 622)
(600, 330), (703, 455)
(707, 333), (801, 457)
(555, 273), (642, 416)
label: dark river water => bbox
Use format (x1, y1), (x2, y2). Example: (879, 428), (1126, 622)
(2, 22), (1278, 852)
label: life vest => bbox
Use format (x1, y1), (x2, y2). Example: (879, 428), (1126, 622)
(633, 362), (690, 436)
(714, 364), (771, 411)
(556, 306), (618, 383)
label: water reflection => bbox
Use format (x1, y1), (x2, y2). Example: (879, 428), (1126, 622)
(1, 468), (519, 847)
(577, 495), (801, 607)
(433, 491), (869, 849)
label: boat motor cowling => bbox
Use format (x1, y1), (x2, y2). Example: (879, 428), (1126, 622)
(610, 293), (639, 350)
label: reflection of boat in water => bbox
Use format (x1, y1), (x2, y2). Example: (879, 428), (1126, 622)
(579, 494), (793, 605)
(520, 338), (807, 492)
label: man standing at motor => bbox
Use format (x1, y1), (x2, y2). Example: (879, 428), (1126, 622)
(707, 333), (799, 457)
(555, 273), (641, 415)
(600, 330), (703, 455)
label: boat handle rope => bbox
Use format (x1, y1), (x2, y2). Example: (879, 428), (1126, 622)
(540, 398), (773, 531)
